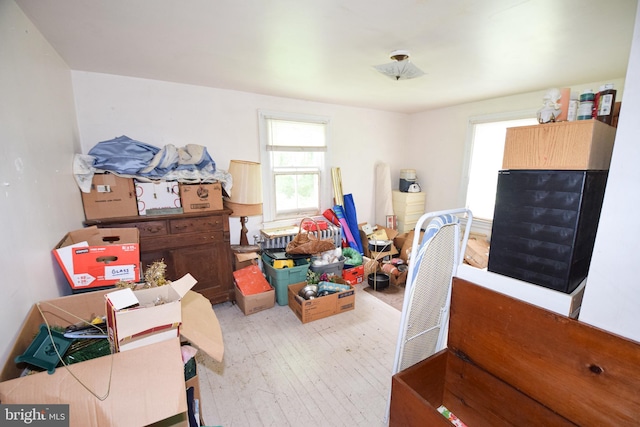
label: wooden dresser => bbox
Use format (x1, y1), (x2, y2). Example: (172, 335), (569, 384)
(85, 209), (235, 305)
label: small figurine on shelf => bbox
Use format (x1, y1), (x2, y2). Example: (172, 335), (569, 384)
(537, 88), (562, 124)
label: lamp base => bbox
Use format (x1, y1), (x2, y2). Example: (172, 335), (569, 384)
(239, 216), (249, 246)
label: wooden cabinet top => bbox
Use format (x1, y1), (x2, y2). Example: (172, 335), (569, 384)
(84, 208), (233, 227)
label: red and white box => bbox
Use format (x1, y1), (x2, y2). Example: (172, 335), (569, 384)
(343, 265), (365, 285)
(53, 226), (140, 290)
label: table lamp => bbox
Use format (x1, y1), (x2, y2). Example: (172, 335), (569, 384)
(224, 160), (263, 246)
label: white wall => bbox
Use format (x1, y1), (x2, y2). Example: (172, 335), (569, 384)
(0, 1), (83, 363)
(71, 71), (409, 243)
(580, 4), (640, 341)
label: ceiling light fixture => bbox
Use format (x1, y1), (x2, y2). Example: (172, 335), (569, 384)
(374, 50), (425, 81)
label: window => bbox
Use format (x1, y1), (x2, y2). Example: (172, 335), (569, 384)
(463, 114), (538, 221)
(258, 111), (330, 223)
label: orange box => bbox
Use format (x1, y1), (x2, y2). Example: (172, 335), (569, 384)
(53, 226), (140, 290)
(343, 265), (364, 285)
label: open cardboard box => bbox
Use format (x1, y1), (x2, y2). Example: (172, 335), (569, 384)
(234, 283), (275, 315)
(287, 281), (355, 323)
(53, 226), (141, 291)
(106, 274), (197, 352)
(361, 224), (400, 260)
(0, 283), (224, 426)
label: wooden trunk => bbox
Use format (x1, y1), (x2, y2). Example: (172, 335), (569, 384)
(390, 278), (640, 426)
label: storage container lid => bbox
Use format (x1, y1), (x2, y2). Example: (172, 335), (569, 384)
(400, 169), (416, 179)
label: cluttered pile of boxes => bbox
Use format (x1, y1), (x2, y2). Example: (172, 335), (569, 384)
(232, 245), (358, 324)
(230, 218), (439, 323)
(1, 251), (224, 426)
(53, 171), (226, 294)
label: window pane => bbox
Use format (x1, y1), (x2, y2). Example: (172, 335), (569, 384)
(273, 151), (323, 168)
(260, 111), (329, 222)
(466, 118), (537, 220)
(274, 173), (319, 214)
(269, 120), (326, 147)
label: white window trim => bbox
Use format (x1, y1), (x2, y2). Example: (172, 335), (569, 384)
(258, 110), (332, 227)
(459, 108), (537, 234)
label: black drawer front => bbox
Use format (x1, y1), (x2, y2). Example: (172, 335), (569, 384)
(488, 170), (608, 293)
(492, 221), (577, 246)
(495, 170), (597, 193)
(490, 236), (574, 263)
(499, 205), (581, 229)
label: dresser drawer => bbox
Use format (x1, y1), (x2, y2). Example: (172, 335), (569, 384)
(392, 191), (426, 217)
(118, 220), (168, 237)
(169, 215), (224, 234)
(396, 211), (423, 224)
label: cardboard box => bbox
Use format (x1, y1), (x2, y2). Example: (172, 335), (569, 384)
(135, 181), (182, 215)
(105, 274), (197, 352)
(390, 269), (408, 287)
(234, 283), (275, 315)
(234, 251), (260, 271)
(179, 182), (223, 213)
(81, 173), (138, 220)
(464, 234), (490, 269)
(185, 373), (204, 426)
(0, 287), (224, 426)
(287, 281), (355, 323)
(53, 226), (141, 290)
(343, 265), (364, 285)
(361, 224), (400, 260)
(502, 120), (616, 170)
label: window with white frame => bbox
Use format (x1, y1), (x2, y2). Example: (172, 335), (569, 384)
(258, 111), (330, 223)
(463, 114), (538, 222)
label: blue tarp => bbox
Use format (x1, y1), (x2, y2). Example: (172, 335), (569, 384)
(342, 194), (364, 254)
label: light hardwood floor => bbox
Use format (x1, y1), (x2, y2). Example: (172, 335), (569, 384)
(196, 283), (401, 426)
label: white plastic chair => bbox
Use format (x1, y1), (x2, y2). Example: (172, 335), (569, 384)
(385, 208), (473, 422)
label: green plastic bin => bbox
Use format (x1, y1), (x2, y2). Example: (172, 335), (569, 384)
(262, 253), (310, 305)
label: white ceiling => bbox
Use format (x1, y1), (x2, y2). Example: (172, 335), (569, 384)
(15, 0), (638, 113)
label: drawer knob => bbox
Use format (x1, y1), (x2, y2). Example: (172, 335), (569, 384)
(145, 226), (163, 233)
(174, 224), (188, 230)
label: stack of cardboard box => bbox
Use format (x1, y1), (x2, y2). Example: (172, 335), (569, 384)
(0, 274), (224, 426)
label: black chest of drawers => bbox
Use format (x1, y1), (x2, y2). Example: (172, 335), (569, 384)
(488, 170), (608, 293)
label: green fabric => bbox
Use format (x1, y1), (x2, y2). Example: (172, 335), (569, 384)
(342, 247), (363, 266)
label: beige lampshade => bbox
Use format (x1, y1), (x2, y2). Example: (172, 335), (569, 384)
(225, 160), (263, 217)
